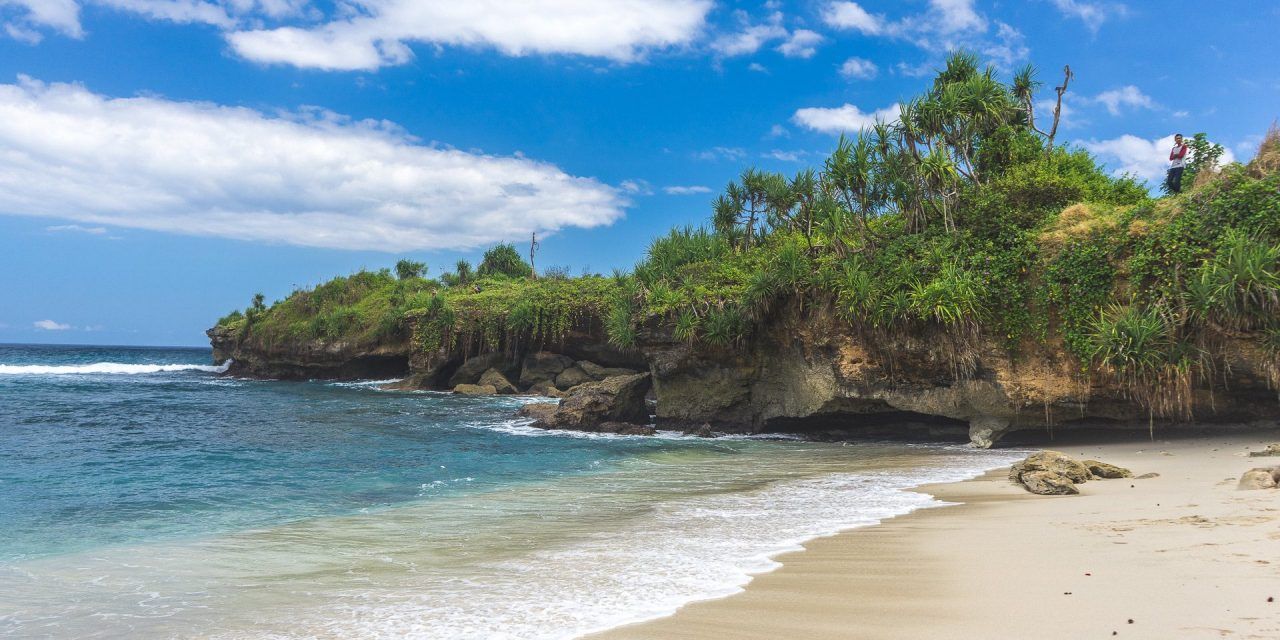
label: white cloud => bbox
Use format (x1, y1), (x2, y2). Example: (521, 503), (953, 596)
(0, 77), (626, 252)
(821, 0), (1025, 68)
(747, 62), (769, 73)
(230, 0), (713, 70)
(711, 10), (786, 57)
(664, 185), (712, 195)
(821, 1), (883, 35)
(764, 149), (807, 162)
(776, 28), (823, 59)
(792, 103), (899, 134)
(1, 0), (311, 42)
(766, 124), (790, 138)
(0, 0), (82, 40)
(33, 319), (71, 330)
(839, 56), (878, 79)
(1047, 0), (1126, 32)
(1083, 133), (1235, 184)
(46, 224), (108, 234)
(1093, 85), (1155, 115)
(695, 146), (747, 161)
(619, 179), (653, 195)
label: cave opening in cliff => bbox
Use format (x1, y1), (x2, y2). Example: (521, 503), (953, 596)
(340, 355), (410, 380)
(762, 411), (971, 443)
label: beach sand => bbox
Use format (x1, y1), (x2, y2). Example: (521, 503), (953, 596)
(590, 431), (1280, 640)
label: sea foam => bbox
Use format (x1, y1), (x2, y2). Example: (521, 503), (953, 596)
(0, 360), (231, 375)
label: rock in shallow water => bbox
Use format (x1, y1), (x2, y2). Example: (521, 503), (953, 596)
(478, 368), (518, 395)
(453, 383), (497, 396)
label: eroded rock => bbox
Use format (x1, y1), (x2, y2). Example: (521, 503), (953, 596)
(527, 380), (564, 398)
(453, 383), (497, 396)
(519, 352), (575, 388)
(1248, 444), (1280, 457)
(1238, 467), (1279, 490)
(968, 416), (1011, 449)
(518, 373), (652, 433)
(517, 403), (559, 424)
(554, 366), (593, 390)
(598, 421), (657, 436)
(1019, 470), (1080, 495)
(448, 353), (510, 387)
(478, 368), (518, 395)
(578, 361), (640, 381)
(1009, 450), (1091, 485)
(1083, 460), (1133, 479)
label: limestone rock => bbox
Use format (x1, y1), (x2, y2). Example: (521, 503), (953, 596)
(453, 383), (497, 396)
(519, 352), (575, 388)
(478, 368), (518, 394)
(1083, 460), (1133, 479)
(598, 421), (656, 436)
(578, 360), (640, 381)
(448, 352), (509, 387)
(530, 373), (651, 431)
(527, 380), (564, 398)
(1019, 470), (1080, 495)
(683, 423), (715, 438)
(1009, 450), (1091, 485)
(517, 403), (560, 424)
(1237, 467), (1279, 490)
(1248, 444), (1280, 457)
(968, 416), (1011, 449)
(554, 366), (593, 390)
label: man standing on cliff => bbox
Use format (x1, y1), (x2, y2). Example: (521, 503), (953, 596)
(1167, 133), (1190, 194)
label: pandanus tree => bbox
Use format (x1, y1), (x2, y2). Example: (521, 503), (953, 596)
(714, 168), (777, 250)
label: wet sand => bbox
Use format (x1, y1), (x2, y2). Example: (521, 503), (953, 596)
(590, 431), (1280, 640)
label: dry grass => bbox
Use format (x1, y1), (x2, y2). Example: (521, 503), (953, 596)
(1038, 203), (1120, 257)
(1247, 121), (1280, 178)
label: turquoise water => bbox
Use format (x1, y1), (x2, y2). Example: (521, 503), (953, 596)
(0, 344), (1024, 638)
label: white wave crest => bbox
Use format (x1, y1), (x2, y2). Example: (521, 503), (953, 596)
(0, 360), (232, 376)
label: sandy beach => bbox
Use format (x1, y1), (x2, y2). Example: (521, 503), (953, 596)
(591, 431), (1280, 640)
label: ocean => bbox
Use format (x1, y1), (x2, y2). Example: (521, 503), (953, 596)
(0, 343), (1025, 639)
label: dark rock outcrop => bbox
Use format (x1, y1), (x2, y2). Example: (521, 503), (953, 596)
(554, 365), (593, 390)
(479, 368), (519, 395)
(519, 374), (652, 432)
(449, 353), (512, 387)
(453, 383), (497, 396)
(519, 352), (575, 388)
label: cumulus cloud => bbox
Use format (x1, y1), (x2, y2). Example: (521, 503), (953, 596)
(664, 185), (712, 195)
(821, 1), (883, 35)
(839, 56), (878, 79)
(792, 103), (899, 134)
(1, 0), (309, 42)
(821, 0), (1026, 68)
(711, 10), (786, 57)
(695, 146), (747, 161)
(33, 319), (72, 330)
(230, 0), (713, 70)
(1083, 133), (1235, 184)
(1092, 85), (1155, 115)
(776, 29), (823, 58)
(0, 77), (626, 252)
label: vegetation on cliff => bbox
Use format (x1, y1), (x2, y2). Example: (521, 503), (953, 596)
(215, 52), (1280, 420)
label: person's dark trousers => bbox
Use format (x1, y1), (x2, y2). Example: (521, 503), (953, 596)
(1167, 167), (1184, 194)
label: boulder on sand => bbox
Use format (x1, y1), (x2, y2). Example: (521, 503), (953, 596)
(1248, 443), (1280, 457)
(479, 368), (518, 394)
(1083, 460), (1133, 479)
(1237, 467), (1279, 490)
(1009, 451), (1093, 495)
(519, 352), (575, 388)
(1019, 470), (1080, 495)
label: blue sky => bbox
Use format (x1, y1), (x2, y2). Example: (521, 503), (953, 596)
(0, 0), (1276, 346)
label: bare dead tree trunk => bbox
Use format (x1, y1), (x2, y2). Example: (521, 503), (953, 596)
(529, 232), (539, 279)
(1045, 65), (1073, 153)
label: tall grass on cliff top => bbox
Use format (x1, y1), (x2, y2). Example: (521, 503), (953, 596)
(217, 54), (1280, 421)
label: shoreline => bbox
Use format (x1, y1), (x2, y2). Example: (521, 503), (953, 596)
(589, 431), (1280, 640)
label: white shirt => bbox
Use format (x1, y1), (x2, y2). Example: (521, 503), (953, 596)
(1170, 143), (1189, 169)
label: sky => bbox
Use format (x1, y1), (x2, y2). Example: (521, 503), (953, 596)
(0, 0), (1276, 346)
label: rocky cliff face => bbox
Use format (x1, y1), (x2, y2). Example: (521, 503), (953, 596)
(637, 306), (1278, 446)
(210, 305), (1277, 447)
